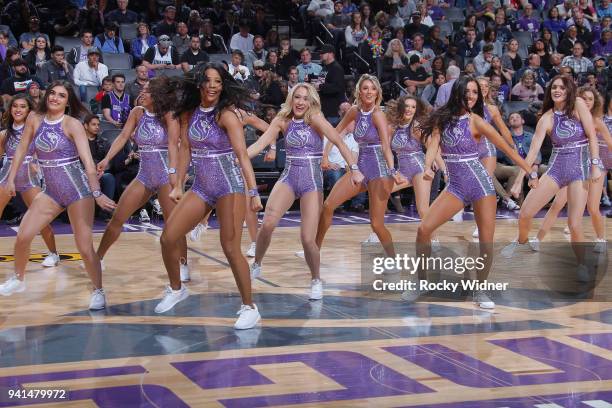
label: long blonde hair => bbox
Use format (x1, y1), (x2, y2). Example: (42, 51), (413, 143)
(276, 83), (321, 124)
(384, 38), (407, 58)
(354, 74), (383, 110)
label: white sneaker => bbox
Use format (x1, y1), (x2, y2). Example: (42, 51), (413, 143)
(0, 275), (25, 296)
(564, 226), (570, 235)
(362, 232), (380, 243)
(505, 198), (520, 211)
(189, 223), (207, 242)
(294, 250), (305, 258)
(89, 288), (106, 310)
(594, 238), (607, 253)
(152, 199), (162, 216)
(473, 290), (495, 309)
(246, 242), (256, 257)
(250, 262), (261, 280)
(180, 263), (191, 282)
(472, 227), (479, 238)
(528, 237), (540, 252)
(139, 209), (150, 223)
(602, 196), (612, 207)
(501, 240), (519, 258)
(309, 279), (323, 300)
(452, 209), (464, 222)
(154, 285), (189, 313)
(576, 264), (591, 282)
(234, 303), (261, 329)
(41, 252), (60, 267)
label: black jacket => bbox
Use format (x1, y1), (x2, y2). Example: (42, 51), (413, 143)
(319, 60), (345, 118)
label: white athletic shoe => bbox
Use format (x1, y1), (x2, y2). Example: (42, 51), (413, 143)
(89, 288), (106, 310)
(362, 232), (380, 243)
(234, 303), (261, 329)
(139, 209), (150, 223)
(246, 242), (256, 257)
(505, 198), (520, 211)
(189, 223), (207, 242)
(41, 252), (60, 267)
(250, 262), (261, 280)
(452, 209), (464, 222)
(154, 285), (189, 313)
(180, 263), (191, 282)
(472, 227), (479, 238)
(501, 240), (535, 258)
(309, 279), (323, 300)
(473, 290), (495, 309)
(0, 275), (25, 296)
(594, 238), (607, 253)
(294, 250), (305, 258)
(528, 237), (540, 252)
(564, 226), (570, 235)
(152, 199), (162, 216)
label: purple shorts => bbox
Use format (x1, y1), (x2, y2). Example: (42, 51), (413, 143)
(545, 143), (590, 188)
(358, 144), (391, 185)
(39, 158), (92, 208)
(478, 138), (496, 159)
(0, 157), (39, 193)
(443, 154), (495, 204)
(136, 148), (170, 192)
(600, 142), (612, 170)
(279, 157), (323, 198)
(397, 152), (425, 182)
(191, 151), (245, 206)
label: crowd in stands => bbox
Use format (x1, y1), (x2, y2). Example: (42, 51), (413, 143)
(0, 0), (610, 223)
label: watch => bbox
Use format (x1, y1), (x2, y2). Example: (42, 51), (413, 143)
(528, 171), (538, 180)
(269, 144), (277, 151)
(92, 190), (102, 198)
(590, 158), (602, 167)
(349, 163), (359, 171)
(168, 167), (177, 174)
(248, 188), (259, 197)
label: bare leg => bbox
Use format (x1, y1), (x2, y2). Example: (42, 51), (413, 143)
(586, 174), (605, 239)
(160, 191), (209, 290)
(472, 195), (497, 281)
(316, 173), (365, 248)
(67, 198), (101, 288)
(536, 188), (568, 241)
(417, 192), (465, 244)
(21, 187), (57, 253)
(367, 177), (395, 256)
(245, 194), (259, 242)
(254, 182), (296, 264)
(97, 180), (152, 259)
(13, 193), (63, 279)
(157, 184), (188, 262)
(412, 173), (432, 219)
(299, 190), (324, 280)
(517, 175), (561, 243)
(566, 180), (589, 264)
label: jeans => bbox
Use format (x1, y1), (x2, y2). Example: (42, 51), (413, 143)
(100, 172), (116, 201)
(324, 168), (366, 207)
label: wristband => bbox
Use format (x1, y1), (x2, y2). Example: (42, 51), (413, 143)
(248, 188), (259, 197)
(388, 167), (398, 176)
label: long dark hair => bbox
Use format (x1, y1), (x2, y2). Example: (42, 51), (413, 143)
(38, 80), (89, 119)
(147, 75), (178, 121)
(173, 62), (254, 117)
(2, 93), (33, 140)
(420, 76), (484, 143)
(385, 94), (425, 129)
(541, 74), (576, 118)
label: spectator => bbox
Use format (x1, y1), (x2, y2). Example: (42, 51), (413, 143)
(431, 55), (446, 74)
(341, 0), (358, 15)
(126, 64), (148, 101)
(245, 35), (268, 71)
(24, 36), (50, 74)
(491, 9), (513, 43)
(26, 81), (41, 108)
(67, 30), (96, 67)
(360, 3), (375, 29)
(578, 0), (598, 23)
(154, 6), (177, 37)
(101, 73), (131, 127)
(307, 0), (335, 19)
(265, 29), (280, 49)
(357, 26), (384, 77)
(544, 7), (567, 35)
(0, 59), (42, 105)
(18, 16), (49, 49)
(296, 48), (322, 81)
(530, 39), (552, 71)
(455, 14), (479, 44)
(561, 41), (594, 73)
(541, 28), (558, 54)
(231, 19), (256, 55)
(93, 76), (113, 114)
(266, 50), (281, 76)
(130, 23), (157, 66)
(501, 38), (523, 76)
(315, 44), (345, 125)
(73, 48), (108, 101)
(181, 35), (209, 72)
(548, 52), (565, 77)
(0, 32), (9, 63)
(259, 65), (284, 106)
(218, 10), (239, 45)
(84, 114), (115, 212)
(598, 0), (612, 19)
(187, 10), (202, 35)
(515, 53), (549, 88)
(407, 33), (435, 72)
(172, 22), (190, 56)
(0, 47), (20, 83)
(77, 0), (104, 36)
(251, 5), (272, 37)
(457, 28), (480, 65)
(402, 53), (432, 95)
(142, 35), (181, 76)
(517, 3), (541, 34)
(558, 25), (580, 55)
(105, 0), (139, 25)
(510, 69), (545, 101)
(480, 28), (503, 58)
(36, 45), (73, 87)
(2, 0), (38, 37)
(94, 22), (125, 54)
(228, 49), (250, 81)
(287, 65), (299, 89)
(404, 11), (429, 38)
(421, 70), (446, 107)
(200, 19), (228, 54)
(398, 0), (417, 21)
(490, 72), (510, 103)
(53, 5), (80, 38)
(325, 1), (351, 39)
(426, 25), (448, 55)
(424, 0), (445, 21)
(382, 38), (409, 83)
(278, 37), (300, 76)
(592, 28), (612, 57)
(593, 56), (608, 93)
(345, 11), (368, 49)
(374, 11), (393, 41)
(474, 43), (494, 76)
(567, 9), (593, 32)
(434, 64), (460, 107)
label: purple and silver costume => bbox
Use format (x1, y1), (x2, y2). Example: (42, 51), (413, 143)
(441, 114), (495, 203)
(134, 109), (170, 192)
(391, 123), (425, 181)
(278, 118), (323, 198)
(188, 106), (244, 205)
(545, 111), (590, 187)
(601, 115), (612, 170)
(0, 124), (39, 192)
(354, 109), (390, 184)
(477, 105), (497, 159)
(33, 116), (91, 207)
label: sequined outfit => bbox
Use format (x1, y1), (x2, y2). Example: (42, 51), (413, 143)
(134, 110), (170, 192)
(391, 123), (425, 182)
(601, 115), (612, 170)
(354, 109), (390, 185)
(477, 105), (497, 159)
(0, 124), (39, 192)
(545, 111), (590, 187)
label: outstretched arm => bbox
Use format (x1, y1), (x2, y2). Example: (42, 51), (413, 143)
(246, 117), (282, 159)
(489, 104), (515, 148)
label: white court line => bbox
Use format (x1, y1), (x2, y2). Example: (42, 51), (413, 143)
(582, 400), (612, 408)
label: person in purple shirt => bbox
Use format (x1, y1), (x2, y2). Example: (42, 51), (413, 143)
(597, 0), (612, 19)
(592, 28), (612, 56)
(434, 65), (460, 107)
(543, 7), (567, 35)
(517, 3), (541, 35)
(425, 0), (444, 21)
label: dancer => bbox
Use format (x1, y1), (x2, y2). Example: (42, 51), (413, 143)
(246, 83), (364, 299)
(502, 76), (602, 273)
(157, 63), (262, 330)
(530, 86), (612, 252)
(416, 76), (533, 308)
(95, 77), (190, 280)
(316, 74), (404, 256)
(0, 94), (59, 267)
(0, 80), (116, 308)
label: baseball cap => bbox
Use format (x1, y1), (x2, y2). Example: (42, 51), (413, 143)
(319, 44), (335, 55)
(87, 47), (101, 55)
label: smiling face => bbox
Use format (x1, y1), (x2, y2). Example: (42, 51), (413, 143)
(465, 80), (479, 110)
(139, 82), (153, 109)
(10, 98), (29, 124)
(581, 89), (595, 111)
(402, 98), (417, 123)
(291, 85), (311, 118)
(477, 78), (489, 99)
(200, 68), (223, 106)
(550, 78), (568, 104)
(359, 79), (379, 108)
(46, 85), (69, 113)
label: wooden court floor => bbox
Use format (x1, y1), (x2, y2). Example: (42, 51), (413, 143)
(0, 216), (610, 407)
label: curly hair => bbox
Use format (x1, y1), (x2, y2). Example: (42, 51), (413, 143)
(173, 62), (254, 118)
(147, 75), (178, 120)
(385, 94), (425, 128)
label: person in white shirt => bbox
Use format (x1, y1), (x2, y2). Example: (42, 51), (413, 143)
(73, 48), (109, 101)
(229, 19), (254, 54)
(227, 49), (250, 81)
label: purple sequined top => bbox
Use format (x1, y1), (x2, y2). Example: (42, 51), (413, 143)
(602, 115), (612, 143)
(4, 124), (34, 159)
(391, 124), (421, 154)
(483, 105), (492, 123)
(550, 111), (587, 147)
(441, 114), (479, 155)
(33, 117), (78, 160)
(134, 110), (168, 148)
(353, 109), (380, 145)
(188, 106), (232, 151)
(284, 118), (322, 156)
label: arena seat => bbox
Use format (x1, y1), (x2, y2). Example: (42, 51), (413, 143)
(102, 53), (133, 70)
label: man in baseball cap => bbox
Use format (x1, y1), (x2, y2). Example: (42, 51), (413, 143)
(142, 35), (181, 76)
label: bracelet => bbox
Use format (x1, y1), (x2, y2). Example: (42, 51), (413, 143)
(388, 167), (398, 176)
(269, 144), (277, 151)
(248, 188), (259, 197)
